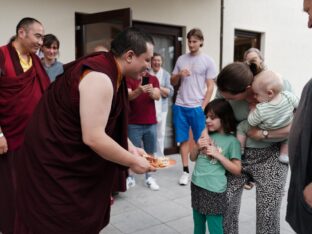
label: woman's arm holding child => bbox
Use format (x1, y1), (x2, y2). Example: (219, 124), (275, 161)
(247, 124), (291, 141)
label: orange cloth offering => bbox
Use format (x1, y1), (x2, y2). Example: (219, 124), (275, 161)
(143, 154), (176, 168)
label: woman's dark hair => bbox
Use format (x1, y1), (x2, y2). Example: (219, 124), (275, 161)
(43, 34), (60, 49)
(204, 99), (237, 134)
(216, 61), (263, 95)
(111, 27), (154, 57)
(248, 59), (264, 75)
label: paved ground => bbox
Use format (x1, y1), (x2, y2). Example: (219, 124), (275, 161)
(101, 154), (295, 234)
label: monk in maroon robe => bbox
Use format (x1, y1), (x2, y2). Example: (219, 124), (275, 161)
(0, 18), (50, 234)
(15, 27), (155, 234)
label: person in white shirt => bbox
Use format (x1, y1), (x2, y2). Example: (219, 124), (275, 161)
(150, 53), (174, 157)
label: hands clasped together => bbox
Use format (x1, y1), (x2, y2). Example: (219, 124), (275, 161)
(139, 84), (155, 97)
(197, 133), (222, 161)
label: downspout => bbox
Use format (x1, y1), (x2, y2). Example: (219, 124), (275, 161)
(219, 0), (224, 71)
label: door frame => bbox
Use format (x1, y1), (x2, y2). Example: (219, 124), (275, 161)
(75, 10), (184, 155)
(133, 20), (183, 69)
(75, 8), (132, 58)
(133, 21), (184, 155)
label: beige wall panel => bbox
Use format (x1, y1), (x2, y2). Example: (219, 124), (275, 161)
(223, 0), (312, 95)
(0, 0), (220, 71)
(1, 0), (311, 94)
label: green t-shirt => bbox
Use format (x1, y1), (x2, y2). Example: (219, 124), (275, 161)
(215, 78), (293, 148)
(191, 132), (241, 193)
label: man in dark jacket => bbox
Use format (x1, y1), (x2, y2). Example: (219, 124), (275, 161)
(286, 1), (312, 233)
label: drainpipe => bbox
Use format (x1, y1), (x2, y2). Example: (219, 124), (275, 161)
(219, 0), (224, 71)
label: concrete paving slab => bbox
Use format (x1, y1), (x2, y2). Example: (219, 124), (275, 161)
(105, 154), (295, 234)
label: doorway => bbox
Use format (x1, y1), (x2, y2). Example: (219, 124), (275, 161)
(75, 8), (184, 154)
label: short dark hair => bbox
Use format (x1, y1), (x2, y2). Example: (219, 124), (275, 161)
(43, 34), (60, 49)
(16, 17), (41, 35)
(110, 27), (154, 57)
(216, 62), (254, 95)
(204, 99), (237, 134)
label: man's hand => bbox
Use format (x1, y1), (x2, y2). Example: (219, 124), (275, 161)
(141, 84), (152, 93)
(128, 142), (156, 173)
(0, 135), (8, 155)
(129, 145), (146, 157)
(179, 69), (191, 78)
(145, 84), (153, 95)
(129, 154), (156, 174)
(303, 182), (312, 207)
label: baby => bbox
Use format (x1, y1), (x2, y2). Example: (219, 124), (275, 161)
(237, 70), (299, 164)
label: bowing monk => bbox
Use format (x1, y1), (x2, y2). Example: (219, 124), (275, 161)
(0, 17), (50, 234)
(14, 27), (156, 234)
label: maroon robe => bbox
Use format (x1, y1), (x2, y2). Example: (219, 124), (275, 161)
(15, 52), (129, 234)
(0, 43), (50, 234)
(0, 43), (50, 151)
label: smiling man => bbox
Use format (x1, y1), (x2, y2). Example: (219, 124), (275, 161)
(14, 27), (155, 234)
(0, 17), (50, 234)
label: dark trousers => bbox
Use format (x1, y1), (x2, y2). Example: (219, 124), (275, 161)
(0, 151), (16, 234)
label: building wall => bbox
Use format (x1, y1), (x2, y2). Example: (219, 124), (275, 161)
(223, 0), (312, 95)
(0, 0), (220, 64)
(1, 0), (311, 94)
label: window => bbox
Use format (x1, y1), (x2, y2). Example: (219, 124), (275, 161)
(234, 30), (261, 62)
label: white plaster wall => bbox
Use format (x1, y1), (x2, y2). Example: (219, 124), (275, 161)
(223, 0), (312, 95)
(0, 0), (220, 69)
(1, 0), (311, 95)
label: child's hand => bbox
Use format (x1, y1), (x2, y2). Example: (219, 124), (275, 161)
(206, 145), (222, 160)
(198, 134), (210, 152)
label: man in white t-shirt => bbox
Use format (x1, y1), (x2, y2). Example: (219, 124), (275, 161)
(171, 28), (217, 185)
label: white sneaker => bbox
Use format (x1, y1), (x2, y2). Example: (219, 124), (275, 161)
(126, 176), (136, 190)
(279, 155), (289, 164)
(179, 172), (189, 185)
(145, 177), (160, 191)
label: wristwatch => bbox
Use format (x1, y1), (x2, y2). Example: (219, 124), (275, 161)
(262, 130), (269, 139)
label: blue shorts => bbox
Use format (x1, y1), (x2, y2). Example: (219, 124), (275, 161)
(172, 105), (206, 143)
(128, 124), (157, 154)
